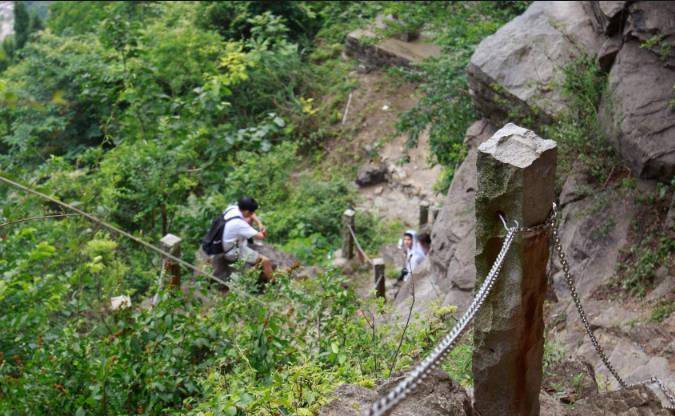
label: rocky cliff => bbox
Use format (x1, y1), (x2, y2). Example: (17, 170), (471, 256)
(401, 0), (674, 410)
(327, 1), (674, 413)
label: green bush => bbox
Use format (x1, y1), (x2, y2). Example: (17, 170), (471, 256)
(391, 2), (527, 193)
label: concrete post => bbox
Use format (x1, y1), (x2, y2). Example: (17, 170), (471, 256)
(419, 200), (430, 228)
(160, 233), (182, 289)
(473, 123), (556, 416)
(373, 258), (385, 299)
(342, 209), (355, 260)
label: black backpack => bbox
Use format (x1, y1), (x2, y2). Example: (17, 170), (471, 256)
(201, 208), (243, 256)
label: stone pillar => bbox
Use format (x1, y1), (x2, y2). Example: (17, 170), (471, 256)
(373, 258), (385, 299)
(160, 233), (182, 289)
(419, 200), (430, 228)
(342, 209), (355, 260)
(473, 123), (556, 416)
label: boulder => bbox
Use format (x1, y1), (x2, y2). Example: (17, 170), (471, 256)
(430, 120), (495, 303)
(320, 369), (472, 416)
(356, 162), (388, 187)
(568, 385), (672, 415)
(467, 1), (603, 125)
(599, 41), (675, 181)
(624, 1), (675, 68)
(251, 242), (299, 271)
(596, 35), (623, 72)
(551, 179), (637, 299)
(584, 1), (629, 36)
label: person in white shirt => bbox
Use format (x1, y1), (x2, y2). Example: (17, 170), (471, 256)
(213, 196), (273, 282)
(397, 229), (427, 282)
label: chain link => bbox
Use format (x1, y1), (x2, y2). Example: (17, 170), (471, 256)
(627, 377), (675, 410)
(549, 203), (675, 410)
(366, 226), (517, 416)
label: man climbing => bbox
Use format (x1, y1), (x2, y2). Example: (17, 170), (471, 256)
(202, 196), (274, 282)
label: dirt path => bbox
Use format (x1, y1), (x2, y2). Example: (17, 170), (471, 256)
(327, 69), (442, 228)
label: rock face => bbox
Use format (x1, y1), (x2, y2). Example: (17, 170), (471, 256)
(320, 369), (472, 416)
(585, 1), (629, 35)
(568, 385), (672, 415)
(623, 1), (675, 69)
(472, 123), (556, 416)
(550, 172), (675, 404)
(600, 40), (675, 181)
(430, 120), (495, 300)
(542, 359), (598, 403)
(467, 1), (602, 125)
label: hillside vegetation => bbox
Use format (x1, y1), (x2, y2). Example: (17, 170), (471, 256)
(0, 2), (526, 414)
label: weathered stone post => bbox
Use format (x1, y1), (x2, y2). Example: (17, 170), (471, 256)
(373, 258), (385, 299)
(473, 123), (556, 416)
(342, 209), (355, 260)
(160, 233), (182, 289)
(419, 200), (430, 228)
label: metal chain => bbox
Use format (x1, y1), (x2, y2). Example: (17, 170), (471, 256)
(627, 377), (675, 410)
(366, 226), (517, 416)
(550, 203), (675, 410)
(550, 204), (627, 388)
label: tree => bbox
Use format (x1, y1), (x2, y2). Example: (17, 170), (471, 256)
(13, 2), (30, 50)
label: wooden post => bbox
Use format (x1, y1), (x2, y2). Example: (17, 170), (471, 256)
(342, 209), (355, 260)
(419, 200), (430, 228)
(473, 123), (556, 416)
(160, 233), (182, 289)
(373, 258), (385, 299)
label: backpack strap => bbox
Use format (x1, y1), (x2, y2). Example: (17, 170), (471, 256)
(221, 208), (248, 252)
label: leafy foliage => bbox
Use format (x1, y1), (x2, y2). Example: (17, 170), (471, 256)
(390, 2), (529, 193)
(542, 55), (618, 186)
(0, 2), (502, 414)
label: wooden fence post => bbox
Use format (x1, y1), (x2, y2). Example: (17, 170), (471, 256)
(473, 123), (556, 416)
(419, 200), (430, 229)
(373, 258), (385, 299)
(160, 233), (182, 290)
(342, 209), (355, 260)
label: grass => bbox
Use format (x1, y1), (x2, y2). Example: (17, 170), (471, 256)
(651, 300), (675, 323)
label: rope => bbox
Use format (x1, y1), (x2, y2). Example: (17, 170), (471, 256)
(346, 223), (373, 265)
(346, 223), (388, 298)
(0, 173), (273, 308)
(0, 213), (81, 229)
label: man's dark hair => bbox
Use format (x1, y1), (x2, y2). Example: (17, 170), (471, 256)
(418, 232), (431, 247)
(238, 196), (259, 212)
(403, 232), (414, 239)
